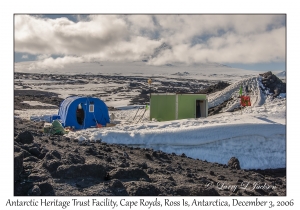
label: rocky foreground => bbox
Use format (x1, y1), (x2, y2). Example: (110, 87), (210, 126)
(14, 118), (286, 196)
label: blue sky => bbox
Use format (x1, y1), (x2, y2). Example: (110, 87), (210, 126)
(14, 14), (286, 71)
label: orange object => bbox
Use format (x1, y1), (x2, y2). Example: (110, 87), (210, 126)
(241, 95), (251, 107)
(96, 124), (102, 128)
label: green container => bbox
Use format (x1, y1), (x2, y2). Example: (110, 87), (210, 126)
(43, 126), (51, 133)
(150, 93), (208, 122)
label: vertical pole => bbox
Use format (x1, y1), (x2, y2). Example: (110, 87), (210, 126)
(175, 94), (178, 120)
(150, 83), (151, 100)
(149, 83), (151, 121)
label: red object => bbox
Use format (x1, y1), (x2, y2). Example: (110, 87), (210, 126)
(241, 95), (251, 107)
(96, 124), (102, 128)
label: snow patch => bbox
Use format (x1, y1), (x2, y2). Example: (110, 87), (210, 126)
(21, 101), (58, 107)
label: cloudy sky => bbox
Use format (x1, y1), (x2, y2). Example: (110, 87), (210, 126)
(14, 14), (286, 71)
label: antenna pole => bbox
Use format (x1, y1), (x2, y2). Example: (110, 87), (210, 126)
(148, 78), (152, 100)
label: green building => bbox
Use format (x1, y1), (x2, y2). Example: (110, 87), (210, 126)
(150, 93), (208, 121)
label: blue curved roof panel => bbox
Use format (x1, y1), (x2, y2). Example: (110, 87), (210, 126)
(58, 96), (110, 129)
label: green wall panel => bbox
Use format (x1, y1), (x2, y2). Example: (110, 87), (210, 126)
(177, 94), (206, 119)
(150, 94), (206, 121)
(150, 95), (176, 121)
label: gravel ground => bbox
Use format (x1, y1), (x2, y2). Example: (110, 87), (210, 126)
(14, 117), (286, 196)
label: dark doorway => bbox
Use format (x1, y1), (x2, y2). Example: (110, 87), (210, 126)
(76, 104), (85, 125)
(196, 100), (201, 118)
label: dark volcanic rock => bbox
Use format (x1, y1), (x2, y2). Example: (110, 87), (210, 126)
(119, 162), (130, 168)
(39, 147), (49, 159)
(127, 182), (161, 196)
(44, 150), (62, 160)
(38, 182), (55, 196)
(16, 131), (34, 144)
(190, 186), (220, 196)
(28, 185), (41, 196)
(84, 146), (98, 155)
(145, 153), (152, 160)
(28, 173), (49, 182)
(106, 156), (113, 162)
(43, 159), (63, 173)
(24, 156), (40, 162)
(174, 185), (220, 196)
(108, 179), (128, 196)
(228, 157), (241, 170)
(174, 186), (190, 196)
(14, 182), (34, 196)
(14, 152), (23, 181)
(14, 145), (21, 152)
(217, 175), (225, 180)
(109, 168), (150, 181)
(20, 149), (33, 158)
(76, 179), (92, 188)
(260, 71), (286, 97)
(42, 150), (64, 174)
(66, 153), (85, 164)
(208, 98), (233, 116)
(29, 147), (41, 158)
(139, 162), (148, 169)
(56, 164), (108, 179)
(198, 81), (230, 94)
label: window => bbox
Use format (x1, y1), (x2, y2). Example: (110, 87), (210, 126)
(89, 104), (94, 112)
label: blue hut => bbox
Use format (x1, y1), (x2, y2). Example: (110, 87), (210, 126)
(57, 96), (110, 129)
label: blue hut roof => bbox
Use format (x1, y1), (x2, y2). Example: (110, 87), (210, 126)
(58, 96), (110, 129)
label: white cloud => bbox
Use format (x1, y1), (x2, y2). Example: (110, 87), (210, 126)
(15, 14), (285, 69)
(28, 56), (84, 70)
(15, 15), (130, 55)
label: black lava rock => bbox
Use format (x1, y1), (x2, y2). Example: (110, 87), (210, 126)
(14, 152), (24, 181)
(16, 131), (34, 144)
(228, 157), (241, 170)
